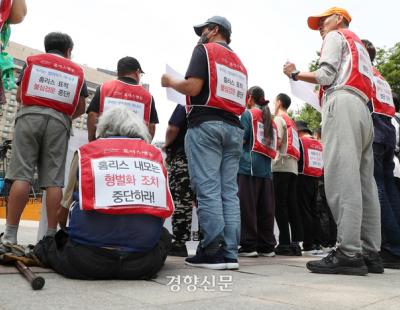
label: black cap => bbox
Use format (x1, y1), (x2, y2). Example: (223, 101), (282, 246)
(248, 86), (269, 106)
(117, 56), (144, 75)
(193, 16), (232, 36)
(295, 120), (312, 134)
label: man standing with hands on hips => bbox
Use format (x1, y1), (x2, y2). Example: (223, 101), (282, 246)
(283, 7), (382, 276)
(161, 16), (247, 270)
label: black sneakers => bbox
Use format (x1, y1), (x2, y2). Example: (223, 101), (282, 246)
(380, 249), (400, 269)
(306, 249), (368, 276)
(275, 244), (302, 256)
(185, 249), (227, 270)
(168, 242), (188, 257)
(363, 251), (384, 274)
(275, 244), (294, 256)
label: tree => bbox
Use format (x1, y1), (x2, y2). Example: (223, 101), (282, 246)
(375, 43), (400, 96)
(295, 104), (321, 132)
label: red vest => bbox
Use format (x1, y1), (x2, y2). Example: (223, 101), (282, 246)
(99, 80), (152, 126)
(371, 67), (395, 117)
(187, 43), (247, 116)
(319, 29), (374, 103)
(280, 114), (300, 160)
(21, 53), (85, 116)
(299, 136), (323, 177)
(0, 0), (12, 31)
(249, 108), (277, 159)
(78, 138), (174, 218)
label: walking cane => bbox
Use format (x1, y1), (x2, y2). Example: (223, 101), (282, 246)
(15, 261), (45, 290)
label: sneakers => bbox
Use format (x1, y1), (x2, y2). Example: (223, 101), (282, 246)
(306, 249), (368, 276)
(225, 257), (239, 270)
(168, 242), (188, 257)
(380, 249), (400, 269)
(363, 251), (384, 274)
(259, 250), (276, 257)
(185, 249), (227, 270)
(290, 243), (302, 256)
(238, 247), (258, 257)
(303, 245), (324, 256)
(275, 244), (293, 256)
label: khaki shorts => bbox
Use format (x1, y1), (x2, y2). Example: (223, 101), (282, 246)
(6, 113), (70, 188)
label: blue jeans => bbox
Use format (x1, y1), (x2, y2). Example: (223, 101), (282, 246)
(373, 143), (400, 256)
(185, 121), (244, 259)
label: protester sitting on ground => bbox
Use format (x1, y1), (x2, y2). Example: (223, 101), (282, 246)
(34, 106), (174, 280)
(238, 86), (277, 258)
(295, 121), (324, 255)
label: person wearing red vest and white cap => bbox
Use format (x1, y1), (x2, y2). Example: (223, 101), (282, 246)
(1, 32), (88, 255)
(86, 56), (159, 142)
(161, 16), (247, 270)
(34, 106), (173, 280)
(295, 121), (324, 255)
(272, 93), (303, 256)
(362, 39), (400, 269)
(283, 7), (382, 275)
(237, 86), (277, 258)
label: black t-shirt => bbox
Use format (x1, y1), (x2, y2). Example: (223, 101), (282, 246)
(17, 51), (89, 98)
(185, 43), (241, 128)
(86, 77), (159, 124)
(168, 104), (187, 156)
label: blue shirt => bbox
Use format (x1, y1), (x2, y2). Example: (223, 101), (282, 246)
(69, 203), (163, 253)
(238, 109), (272, 178)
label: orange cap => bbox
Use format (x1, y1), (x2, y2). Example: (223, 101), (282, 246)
(307, 7), (352, 30)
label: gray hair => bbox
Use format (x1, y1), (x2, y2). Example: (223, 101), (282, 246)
(96, 106), (151, 143)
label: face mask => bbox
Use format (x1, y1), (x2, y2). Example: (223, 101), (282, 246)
(198, 31), (210, 44)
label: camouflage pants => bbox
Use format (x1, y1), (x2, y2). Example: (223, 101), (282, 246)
(168, 153), (194, 244)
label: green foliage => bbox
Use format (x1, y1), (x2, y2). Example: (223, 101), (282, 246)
(375, 43), (400, 96)
(295, 104), (321, 132)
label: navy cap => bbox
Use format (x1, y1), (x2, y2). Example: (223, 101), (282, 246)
(117, 56), (144, 75)
(193, 16), (232, 36)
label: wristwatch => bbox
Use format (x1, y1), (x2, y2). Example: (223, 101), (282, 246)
(291, 70), (300, 81)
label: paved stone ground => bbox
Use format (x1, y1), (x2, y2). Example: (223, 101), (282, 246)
(1, 220), (399, 310)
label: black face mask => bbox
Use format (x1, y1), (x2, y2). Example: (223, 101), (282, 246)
(198, 32), (210, 44)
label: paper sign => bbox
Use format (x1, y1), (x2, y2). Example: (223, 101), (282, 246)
(215, 63), (247, 107)
(92, 157), (167, 209)
(289, 79), (321, 112)
(27, 65), (78, 104)
(165, 64), (186, 106)
(104, 97), (145, 119)
(308, 149), (323, 169)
